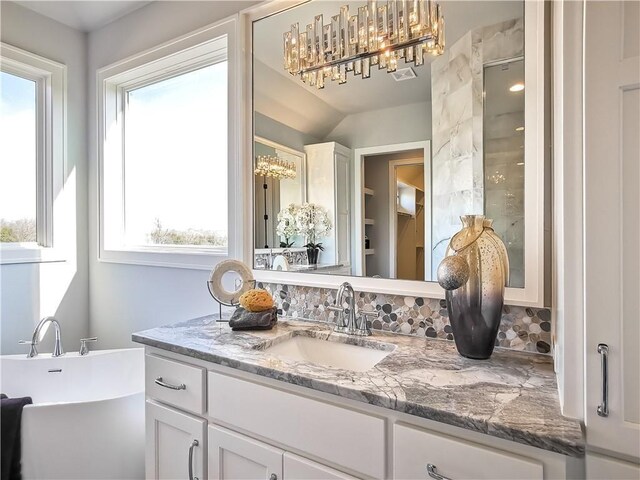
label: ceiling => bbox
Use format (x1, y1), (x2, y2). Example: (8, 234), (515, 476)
(253, 0), (523, 120)
(14, 1), (152, 32)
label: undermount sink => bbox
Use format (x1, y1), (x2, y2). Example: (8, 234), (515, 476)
(263, 335), (395, 372)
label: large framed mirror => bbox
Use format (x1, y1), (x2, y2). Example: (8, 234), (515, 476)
(247, 0), (545, 306)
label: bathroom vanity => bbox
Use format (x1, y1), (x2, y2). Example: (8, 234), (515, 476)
(133, 316), (584, 480)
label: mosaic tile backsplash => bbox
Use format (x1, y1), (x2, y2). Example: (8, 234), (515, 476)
(257, 282), (552, 355)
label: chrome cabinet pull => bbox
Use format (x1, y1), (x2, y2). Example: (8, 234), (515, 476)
(188, 439), (199, 480)
(427, 464), (451, 480)
(154, 376), (186, 391)
(269, 475), (278, 480)
(597, 343), (609, 417)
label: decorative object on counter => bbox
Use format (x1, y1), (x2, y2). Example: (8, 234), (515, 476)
(295, 203), (332, 265)
(305, 244), (323, 265)
(230, 288), (278, 331)
(437, 215), (509, 359)
(207, 260), (256, 320)
(436, 255), (469, 291)
(276, 204), (299, 248)
(271, 254), (290, 271)
(239, 288), (275, 312)
(228, 306), (278, 331)
(283, 0), (445, 89)
(483, 218), (510, 284)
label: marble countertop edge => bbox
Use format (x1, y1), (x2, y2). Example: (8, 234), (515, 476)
(132, 316), (585, 458)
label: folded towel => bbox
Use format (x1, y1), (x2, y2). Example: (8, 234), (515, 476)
(1, 394), (33, 480)
(229, 306), (277, 331)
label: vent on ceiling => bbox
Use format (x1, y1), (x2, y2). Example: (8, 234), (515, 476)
(391, 67), (417, 82)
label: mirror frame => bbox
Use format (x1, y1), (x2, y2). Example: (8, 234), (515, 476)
(241, 0), (546, 307)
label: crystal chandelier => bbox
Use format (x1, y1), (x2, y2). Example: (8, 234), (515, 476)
(283, 0), (445, 89)
(254, 155), (297, 179)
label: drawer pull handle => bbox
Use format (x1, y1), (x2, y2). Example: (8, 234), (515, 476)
(269, 475), (278, 480)
(597, 343), (609, 417)
(189, 440), (200, 480)
(188, 439), (199, 480)
(155, 376), (186, 391)
(427, 464), (451, 480)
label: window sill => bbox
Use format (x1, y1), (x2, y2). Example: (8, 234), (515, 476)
(99, 246), (229, 270)
(0, 245), (67, 265)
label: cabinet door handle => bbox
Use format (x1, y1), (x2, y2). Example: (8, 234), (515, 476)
(597, 343), (609, 417)
(269, 475), (278, 480)
(154, 376), (186, 391)
(188, 439), (199, 480)
(427, 464), (451, 480)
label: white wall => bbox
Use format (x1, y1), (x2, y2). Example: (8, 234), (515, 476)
(324, 101), (432, 149)
(0, 2), (89, 354)
(255, 112), (320, 152)
(87, 1), (258, 348)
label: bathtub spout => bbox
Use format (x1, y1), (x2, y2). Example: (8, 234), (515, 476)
(27, 317), (64, 358)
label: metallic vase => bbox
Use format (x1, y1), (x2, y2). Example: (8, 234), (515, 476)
(437, 215), (509, 359)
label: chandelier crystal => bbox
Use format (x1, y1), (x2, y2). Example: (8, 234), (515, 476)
(283, 0), (445, 89)
(254, 155), (297, 179)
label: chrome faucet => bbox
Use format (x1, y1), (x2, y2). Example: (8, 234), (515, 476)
(327, 282), (375, 336)
(19, 316), (64, 358)
(79, 337), (98, 356)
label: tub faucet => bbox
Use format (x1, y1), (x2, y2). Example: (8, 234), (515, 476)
(19, 316), (64, 358)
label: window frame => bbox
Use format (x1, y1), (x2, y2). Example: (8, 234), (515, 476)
(0, 43), (66, 265)
(97, 17), (240, 270)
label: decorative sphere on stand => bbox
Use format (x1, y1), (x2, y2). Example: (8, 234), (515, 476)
(437, 255), (470, 291)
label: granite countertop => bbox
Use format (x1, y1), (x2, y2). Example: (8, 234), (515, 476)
(132, 316), (584, 457)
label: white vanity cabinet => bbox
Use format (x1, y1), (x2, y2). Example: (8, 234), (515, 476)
(393, 423), (543, 480)
(143, 349), (580, 480)
(582, 0), (640, 472)
(208, 425), (356, 480)
(304, 142), (352, 269)
(283, 453), (358, 480)
(209, 425), (282, 480)
(145, 400), (207, 480)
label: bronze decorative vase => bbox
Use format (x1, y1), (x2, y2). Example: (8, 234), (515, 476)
(437, 215), (509, 359)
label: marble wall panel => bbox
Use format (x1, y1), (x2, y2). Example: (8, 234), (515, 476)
(430, 16), (525, 279)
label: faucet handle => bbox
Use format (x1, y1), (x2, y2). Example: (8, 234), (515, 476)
(19, 340), (38, 358)
(79, 337), (98, 356)
(327, 304), (349, 330)
(357, 311), (378, 336)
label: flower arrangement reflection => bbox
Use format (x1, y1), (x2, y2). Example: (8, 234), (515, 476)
(275, 204), (298, 248)
(275, 203), (332, 264)
(295, 203), (332, 251)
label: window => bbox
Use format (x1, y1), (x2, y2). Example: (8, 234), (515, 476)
(0, 43), (65, 264)
(0, 72), (37, 243)
(98, 18), (239, 269)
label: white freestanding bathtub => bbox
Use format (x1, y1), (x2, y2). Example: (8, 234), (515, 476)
(0, 348), (145, 479)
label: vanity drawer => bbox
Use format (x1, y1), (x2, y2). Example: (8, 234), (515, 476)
(393, 423), (544, 480)
(145, 354), (206, 415)
(208, 372), (386, 479)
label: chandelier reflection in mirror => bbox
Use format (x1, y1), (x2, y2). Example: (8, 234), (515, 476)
(254, 155), (297, 179)
(283, 0), (445, 88)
